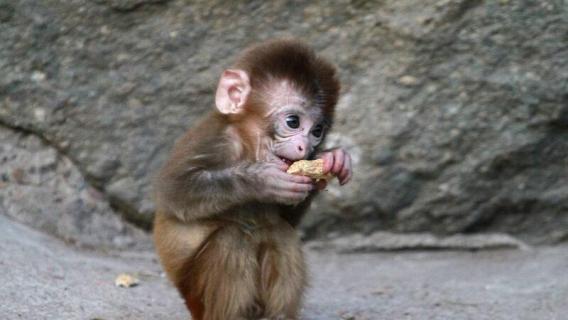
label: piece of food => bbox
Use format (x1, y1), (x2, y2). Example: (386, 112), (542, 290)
(115, 273), (140, 288)
(286, 159), (333, 180)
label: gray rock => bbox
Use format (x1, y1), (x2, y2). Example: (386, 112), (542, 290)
(307, 232), (528, 253)
(1, 0), (567, 244)
(95, 0), (170, 12)
(0, 127), (150, 250)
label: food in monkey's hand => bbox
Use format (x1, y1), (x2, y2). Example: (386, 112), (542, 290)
(287, 159), (334, 181)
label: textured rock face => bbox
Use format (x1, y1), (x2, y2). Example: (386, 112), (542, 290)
(0, 127), (149, 249)
(1, 0), (567, 245)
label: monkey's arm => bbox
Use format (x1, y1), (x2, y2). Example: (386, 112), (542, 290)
(155, 164), (253, 222)
(156, 162), (314, 222)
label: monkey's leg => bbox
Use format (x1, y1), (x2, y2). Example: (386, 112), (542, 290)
(258, 225), (306, 320)
(180, 225), (261, 320)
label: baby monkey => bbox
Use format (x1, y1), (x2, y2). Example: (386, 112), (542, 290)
(153, 38), (352, 320)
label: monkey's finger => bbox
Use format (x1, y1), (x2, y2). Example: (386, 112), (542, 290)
(266, 178), (314, 193)
(318, 152), (334, 174)
(339, 153), (352, 185)
(277, 191), (310, 205)
(331, 149), (345, 175)
(344, 163), (354, 184)
(271, 170), (313, 184)
(285, 173), (314, 184)
(346, 171), (353, 184)
(285, 181), (315, 193)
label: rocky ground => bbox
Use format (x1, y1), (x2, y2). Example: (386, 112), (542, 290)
(1, 214), (566, 320)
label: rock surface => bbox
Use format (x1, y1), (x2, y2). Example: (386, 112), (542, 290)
(1, 0), (568, 244)
(307, 231), (527, 252)
(2, 215), (567, 320)
(0, 127), (150, 249)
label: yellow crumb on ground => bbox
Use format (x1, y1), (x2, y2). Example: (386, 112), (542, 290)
(115, 273), (140, 288)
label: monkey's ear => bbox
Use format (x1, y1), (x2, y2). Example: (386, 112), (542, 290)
(215, 69), (251, 114)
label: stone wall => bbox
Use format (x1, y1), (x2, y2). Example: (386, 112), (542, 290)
(1, 0), (567, 246)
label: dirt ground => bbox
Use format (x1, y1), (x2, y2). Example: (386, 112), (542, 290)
(1, 214), (566, 320)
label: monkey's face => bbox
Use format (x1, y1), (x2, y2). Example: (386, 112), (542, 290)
(260, 80), (328, 166)
(268, 104), (326, 166)
(271, 108), (326, 165)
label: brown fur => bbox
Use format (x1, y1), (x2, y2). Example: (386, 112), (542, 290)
(153, 38), (340, 320)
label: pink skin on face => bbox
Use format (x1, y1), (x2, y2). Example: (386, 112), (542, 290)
(276, 133), (310, 164)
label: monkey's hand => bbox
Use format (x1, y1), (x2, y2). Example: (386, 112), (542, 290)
(248, 162), (315, 205)
(317, 148), (353, 187)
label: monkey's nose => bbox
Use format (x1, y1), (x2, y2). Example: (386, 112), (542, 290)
(297, 144), (307, 158)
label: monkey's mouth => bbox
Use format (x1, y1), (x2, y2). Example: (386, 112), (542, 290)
(279, 157), (294, 166)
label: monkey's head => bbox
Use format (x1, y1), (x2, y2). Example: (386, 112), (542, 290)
(214, 39), (340, 165)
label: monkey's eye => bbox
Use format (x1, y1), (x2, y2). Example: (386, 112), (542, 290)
(311, 125), (324, 138)
(285, 115), (300, 129)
